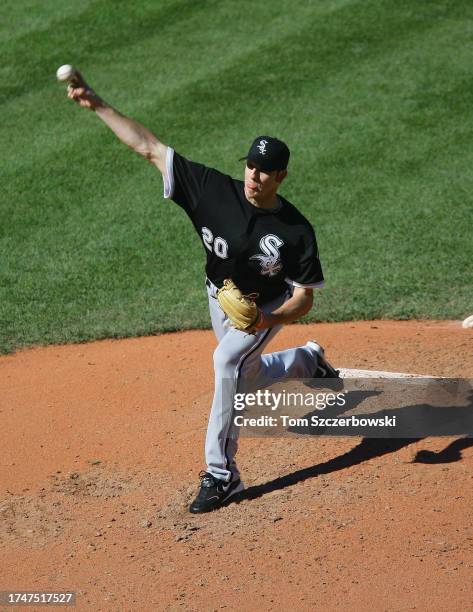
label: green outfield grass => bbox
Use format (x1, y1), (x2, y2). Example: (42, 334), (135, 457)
(1, 0), (472, 353)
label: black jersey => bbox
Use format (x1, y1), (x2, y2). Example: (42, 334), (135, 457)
(166, 149), (324, 304)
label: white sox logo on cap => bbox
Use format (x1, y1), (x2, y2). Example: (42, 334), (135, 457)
(240, 136), (289, 171)
(257, 139), (268, 155)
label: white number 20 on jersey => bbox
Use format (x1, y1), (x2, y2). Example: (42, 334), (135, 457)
(201, 227), (228, 259)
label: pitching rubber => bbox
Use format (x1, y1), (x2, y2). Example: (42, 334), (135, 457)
(462, 314), (473, 329)
(339, 368), (436, 379)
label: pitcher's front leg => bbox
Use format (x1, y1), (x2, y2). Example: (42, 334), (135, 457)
(204, 326), (278, 482)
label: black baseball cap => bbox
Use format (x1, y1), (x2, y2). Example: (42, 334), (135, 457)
(239, 136), (290, 172)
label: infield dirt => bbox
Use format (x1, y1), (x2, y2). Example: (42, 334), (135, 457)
(1, 321), (472, 611)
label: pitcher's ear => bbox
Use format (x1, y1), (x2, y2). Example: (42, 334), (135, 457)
(277, 169), (288, 184)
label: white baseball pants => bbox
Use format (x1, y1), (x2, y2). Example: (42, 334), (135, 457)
(205, 279), (320, 482)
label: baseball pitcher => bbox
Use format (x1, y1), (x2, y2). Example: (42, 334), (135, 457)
(62, 67), (340, 513)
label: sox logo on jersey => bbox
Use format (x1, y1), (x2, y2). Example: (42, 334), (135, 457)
(250, 234), (284, 277)
(201, 228), (284, 277)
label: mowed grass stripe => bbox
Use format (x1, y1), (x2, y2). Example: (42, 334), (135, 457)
(4, 0), (464, 173)
(2, 0), (354, 168)
(0, 0), (187, 101)
(3, 2), (470, 239)
(3, 0), (457, 207)
(3, 0), (368, 244)
(3, 5), (472, 260)
(5, 0), (447, 239)
(0, 0), (354, 104)
(1, 0), (472, 352)
(0, 0), (96, 44)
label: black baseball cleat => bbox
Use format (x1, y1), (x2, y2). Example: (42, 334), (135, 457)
(306, 341), (343, 389)
(189, 471), (244, 514)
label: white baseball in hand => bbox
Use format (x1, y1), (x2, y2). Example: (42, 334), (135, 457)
(56, 64), (76, 82)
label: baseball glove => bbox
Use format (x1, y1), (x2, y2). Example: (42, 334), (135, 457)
(217, 279), (261, 332)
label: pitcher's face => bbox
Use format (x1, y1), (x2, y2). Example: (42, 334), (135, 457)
(244, 161), (286, 204)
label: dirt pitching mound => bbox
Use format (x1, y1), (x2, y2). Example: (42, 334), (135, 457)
(1, 320), (472, 611)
